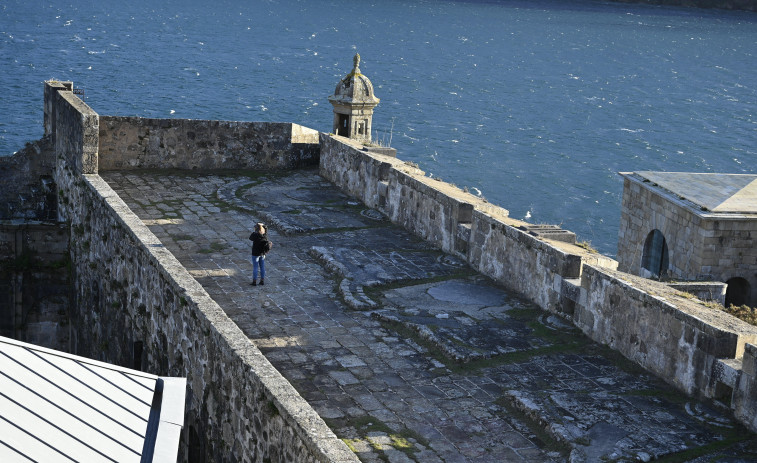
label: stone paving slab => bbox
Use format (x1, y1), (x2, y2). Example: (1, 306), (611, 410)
(102, 169), (757, 462)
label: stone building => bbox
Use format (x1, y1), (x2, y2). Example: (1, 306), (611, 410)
(617, 171), (757, 306)
(328, 53), (379, 143)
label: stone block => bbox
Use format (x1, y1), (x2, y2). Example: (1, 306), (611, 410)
(744, 344), (757, 378)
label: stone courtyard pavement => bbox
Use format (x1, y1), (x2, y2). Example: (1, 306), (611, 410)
(103, 169), (757, 462)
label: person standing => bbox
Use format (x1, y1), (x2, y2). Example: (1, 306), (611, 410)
(248, 223), (270, 286)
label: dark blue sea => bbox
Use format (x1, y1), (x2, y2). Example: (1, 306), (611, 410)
(2, 0), (756, 255)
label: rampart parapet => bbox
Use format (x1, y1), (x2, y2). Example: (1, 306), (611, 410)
(2, 79), (757, 460)
(317, 130), (757, 434)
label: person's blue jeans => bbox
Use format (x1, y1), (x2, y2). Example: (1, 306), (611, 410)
(252, 254), (266, 280)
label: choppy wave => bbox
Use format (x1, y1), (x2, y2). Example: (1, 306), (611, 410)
(2, 0), (756, 256)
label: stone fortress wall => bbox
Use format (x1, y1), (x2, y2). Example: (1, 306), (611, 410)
(0, 222), (70, 350)
(5, 80), (757, 460)
(45, 82), (358, 462)
(98, 116), (319, 171)
(318, 134), (757, 433)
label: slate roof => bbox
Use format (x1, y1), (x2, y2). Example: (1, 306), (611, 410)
(621, 172), (757, 216)
(0, 336), (185, 463)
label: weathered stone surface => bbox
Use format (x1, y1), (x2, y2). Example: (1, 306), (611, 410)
(0, 222), (70, 350)
(320, 134), (500, 259)
(0, 136), (57, 221)
(99, 117), (319, 171)
(320, 134), (757, 437)
(9, 81), (757, 463)
(617, 173), (757, 305)
(46, 82), (354, 463)
(53, 89), (99, 174)
(107, 170), (757, 461)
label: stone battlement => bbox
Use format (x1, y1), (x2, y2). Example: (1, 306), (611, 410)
(2, 80), (757, 460)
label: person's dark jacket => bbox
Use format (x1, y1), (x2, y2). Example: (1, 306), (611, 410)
(249, 231), (270, 256)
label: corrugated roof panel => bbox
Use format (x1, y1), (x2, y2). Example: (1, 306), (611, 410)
(0, 337), (179, 463)
(0, 336), (185, 463)
(126, 373), (158, 391)
(0, 371), (146, 456)
(1, 347), (152, 435)
(37, 351), (154, 417)
(0, 392), (137, 463)
(0, 362), (147, 451)
(0, 416), (69, 463)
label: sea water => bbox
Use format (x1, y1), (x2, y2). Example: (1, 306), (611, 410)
(1, 0), (756, 255)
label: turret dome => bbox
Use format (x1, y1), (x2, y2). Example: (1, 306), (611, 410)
(329, 53), (379, 105)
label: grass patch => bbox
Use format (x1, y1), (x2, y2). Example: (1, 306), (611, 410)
(207, 197), (233, 212)
(329, 415), (428, 460)
(719, 304), (757, 326)
(198, 241), (228, 254)
(575, 240), (598, 253)
(341, 439), (361, 454)
(674, 290), (700, 301)
(347, 415), (394, 434)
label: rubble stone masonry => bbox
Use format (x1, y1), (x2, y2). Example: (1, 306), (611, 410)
(5, 80), (757, 461)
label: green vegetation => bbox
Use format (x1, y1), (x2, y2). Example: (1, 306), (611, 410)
(697, 299), (757, 327)
(576, 240), (598, 253)
(199, 242), (228, 254)
(329, 415), (427, 461)
(719, 304), (757, 326)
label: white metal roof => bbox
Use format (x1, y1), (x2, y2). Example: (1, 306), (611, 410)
(0, 336), (185, 463)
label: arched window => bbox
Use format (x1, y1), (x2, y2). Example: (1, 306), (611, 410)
(641, 229), (669, 278)
(725, 277), (751, 307)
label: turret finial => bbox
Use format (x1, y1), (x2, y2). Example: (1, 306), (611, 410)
(352, 53), (361, 75)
